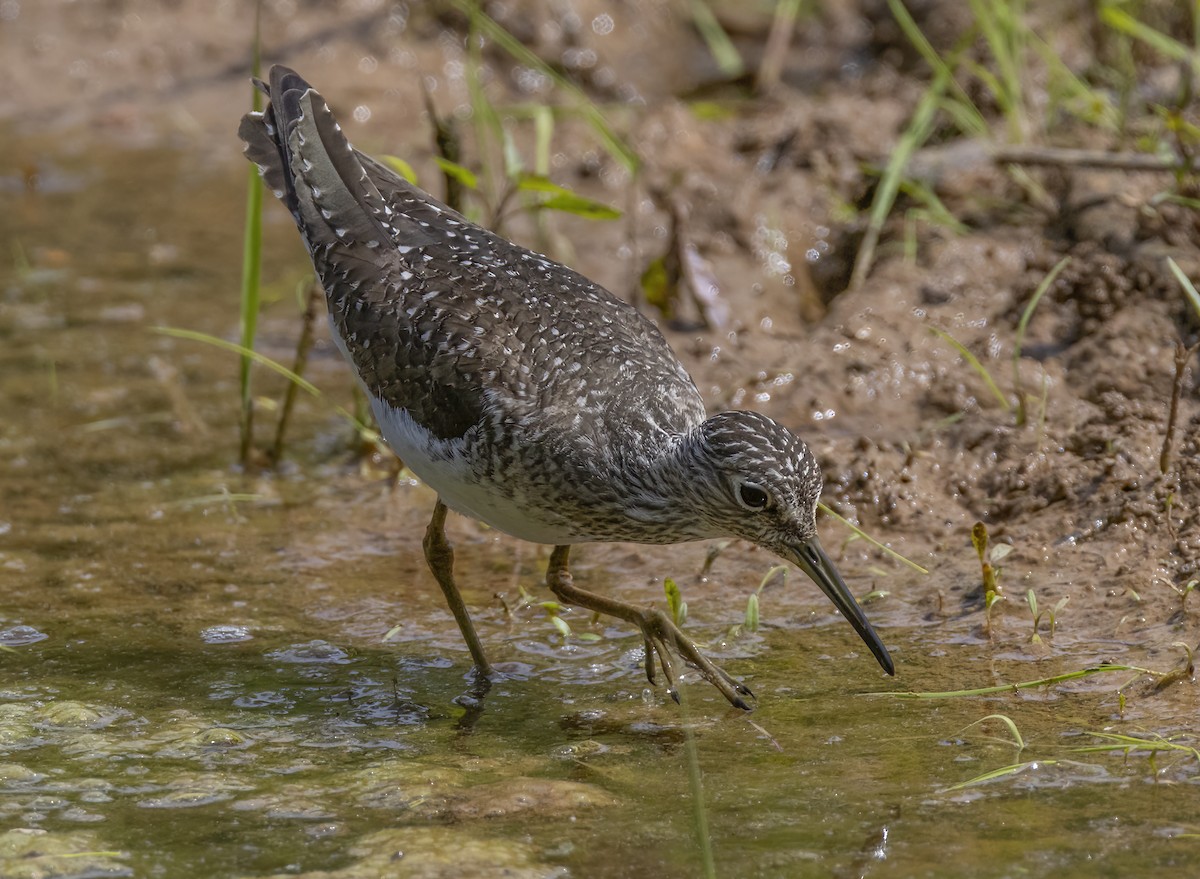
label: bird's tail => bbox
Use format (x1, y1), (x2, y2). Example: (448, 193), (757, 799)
(237, 65), (414, 255)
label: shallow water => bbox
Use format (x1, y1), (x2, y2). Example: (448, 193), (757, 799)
(2, 142), (1197, 879)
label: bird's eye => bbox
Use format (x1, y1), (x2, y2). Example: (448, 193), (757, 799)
(738, 483), (770, 510)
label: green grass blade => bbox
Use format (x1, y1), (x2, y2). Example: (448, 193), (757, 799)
(516, 174), (592, 194)
(1167, 257), (1200, 321)
(1158, 193), (1200, 210)
(238, 0), (265, 465)
(897, 178), (969, 233)
(1100, 5), (1200, 74)
(818, 503), (929, 574)
(946, 759), (1053, 791)
(1071, 732), (1200, 763)
(929, 326), (1011, 411)
(1012, 256), (1068, 422)
(238, 166), (263, 447)
(464, 5), (502, 202)
(885, 0), (987, 135)
(676, 688), (717, 879)
(664, 577), (687, 627)
(516, 174), (622, 219)
(687, 0), (745, 78)
(500, 127), (524, 180)
(756, 0), (805, 92)
(535, 193), (621, 220)
(158, 327), (322, 395)
(758, 564), (788, 592)
(1014, 256), (1069, 359)
(864, 662), (1160, 698)
(961, 57), (1007, 116)
(744, 592), (760, 632)
(434, 157), (480, 191)
(849, 66), (950, 290)
(960, 713), (1026, 750)
(1030, 34), (1118, 130)
(533, 105), (553, 176)
(452, 0), (640, 173)
(154, 327), (376, 439)
(968, 0), (1026, 140)
(380, 155), (419, 184)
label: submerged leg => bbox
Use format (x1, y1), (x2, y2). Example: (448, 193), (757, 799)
(422, 498), (492, 677)
(545, 545), (753, 710)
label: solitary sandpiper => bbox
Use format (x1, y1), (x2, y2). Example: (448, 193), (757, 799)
(239, 66), (893, 709)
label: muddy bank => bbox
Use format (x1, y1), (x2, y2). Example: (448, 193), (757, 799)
(2, 3), (1199, 875)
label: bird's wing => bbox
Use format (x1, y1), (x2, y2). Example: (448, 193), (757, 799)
(239, 66), (706, 446)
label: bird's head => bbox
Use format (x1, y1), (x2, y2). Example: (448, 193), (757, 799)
(687, 410), (894, 675)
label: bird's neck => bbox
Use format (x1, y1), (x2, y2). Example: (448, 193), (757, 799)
(605, 425), (718, 542)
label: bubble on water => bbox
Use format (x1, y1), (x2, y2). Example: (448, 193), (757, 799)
(563, 47), (597, 69)
(0, 625), (48, 646)
(753, 216), (792, 276)
(514, 66), (550, 95)
(267, 640), (352, 664)
(200, 625), (252, 644)
(233, 691), (291, 709)
(138, 790), (234, 809)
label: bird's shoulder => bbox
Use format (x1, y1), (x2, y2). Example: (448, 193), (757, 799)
(322, 153), (707, 439)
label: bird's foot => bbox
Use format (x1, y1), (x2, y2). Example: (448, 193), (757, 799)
(545, 545), (753, 710)
(634, 607), (754, 711)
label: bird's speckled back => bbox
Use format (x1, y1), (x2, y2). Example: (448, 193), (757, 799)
(239, 67), (706, 477)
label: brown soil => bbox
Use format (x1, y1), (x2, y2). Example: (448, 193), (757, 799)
(5, 0), (1199, 697)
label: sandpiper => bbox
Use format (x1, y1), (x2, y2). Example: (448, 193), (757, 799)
(239, 66), (893, 708)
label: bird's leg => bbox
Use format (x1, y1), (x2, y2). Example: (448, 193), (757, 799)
(422, 498), (493, 677)
(545, 546), (753, 710)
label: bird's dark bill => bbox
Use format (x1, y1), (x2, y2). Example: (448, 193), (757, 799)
(790, 536), (894, 675)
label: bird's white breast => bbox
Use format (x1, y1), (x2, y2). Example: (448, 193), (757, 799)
(328, 315), (578, 546)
